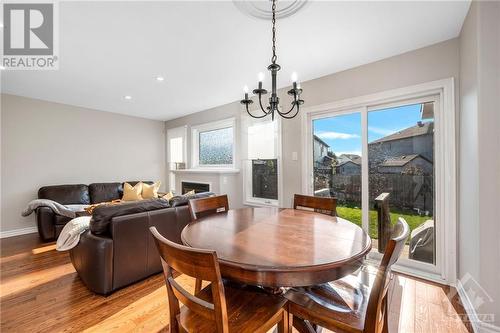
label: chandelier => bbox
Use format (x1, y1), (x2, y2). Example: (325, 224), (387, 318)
(240, 0), (304, 120)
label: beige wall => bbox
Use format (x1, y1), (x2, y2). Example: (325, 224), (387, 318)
(459, 1), (500, 328)
(0, 94), (165, 235)
(166, 38), (460, 208)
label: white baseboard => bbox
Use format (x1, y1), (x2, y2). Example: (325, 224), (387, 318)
(0, 226), (38, 239)
(456, 279), (500, 333)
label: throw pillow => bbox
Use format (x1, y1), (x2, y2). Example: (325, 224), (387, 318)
(185, 190), (196, 196)
(142, 181), (161, 199)
(162, 191), (174, 201)
(122, 182), (143, 201)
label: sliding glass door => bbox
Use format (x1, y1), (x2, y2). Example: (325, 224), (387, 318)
(312, 112), (363, 232)
(309, 95), (442, 277)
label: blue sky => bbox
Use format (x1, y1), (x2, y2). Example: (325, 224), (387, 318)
(313, 104), (430, 156)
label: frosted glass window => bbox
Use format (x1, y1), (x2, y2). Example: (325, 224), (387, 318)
(199, 127), (233, 165)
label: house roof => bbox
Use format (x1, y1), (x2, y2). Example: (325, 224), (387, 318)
(337, 154), (361, 166)
(379, 154), (430, 167)
(313, 135), (330, 148)
(370, 122), (434, 144)
(420, 102), (434, 120)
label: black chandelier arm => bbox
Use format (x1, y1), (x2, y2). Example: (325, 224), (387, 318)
(277, 105), (300, 119)
(258, 93), (270, 115)
(277, 94), (300, 115)
(245, 103), (269, 119)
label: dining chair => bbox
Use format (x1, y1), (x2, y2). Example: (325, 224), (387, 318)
(150, 226), (289, 333)
(293, 194), (337, 216)
(188, 194), (229, 293)
(188, 194), (229, 220)
(285, 218), (410, 333)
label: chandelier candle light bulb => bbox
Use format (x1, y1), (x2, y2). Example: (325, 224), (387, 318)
(244, 85), (249, 100)
(240, 0), (304, 120)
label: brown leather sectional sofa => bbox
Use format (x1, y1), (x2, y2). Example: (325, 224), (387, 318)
(37, 181), (153, 241)
(70, 198), (211, 295)
(36, 182), (214, 295)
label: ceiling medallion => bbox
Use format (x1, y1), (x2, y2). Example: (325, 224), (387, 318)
(233, 0), (308, 20)
(240, 0), (304, 120)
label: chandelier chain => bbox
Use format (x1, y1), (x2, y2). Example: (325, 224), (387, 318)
(271, 0), (277, 64)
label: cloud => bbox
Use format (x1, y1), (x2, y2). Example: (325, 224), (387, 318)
(316, 131), (359, 140)
(368, 126), (397, 136)
(335, 151), (362, 157)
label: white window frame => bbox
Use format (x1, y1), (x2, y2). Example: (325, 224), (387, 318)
(167, 125), (188, 193)
(191, 117), (237, 170)
(301, 78), (456, 285)
(241, 114), (283, 207)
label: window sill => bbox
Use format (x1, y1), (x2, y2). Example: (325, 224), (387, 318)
(244, 199), (279, 208)
(171, 168), (240, 175)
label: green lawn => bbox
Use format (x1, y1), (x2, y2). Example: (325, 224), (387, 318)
(336, 205), (430, 240)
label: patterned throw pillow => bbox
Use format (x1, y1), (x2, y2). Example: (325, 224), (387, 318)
(142, 181), (161, 199)
(162, 191), (174, 201)
(122, 182), (143, 201)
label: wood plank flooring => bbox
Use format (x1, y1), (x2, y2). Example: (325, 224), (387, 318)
(0, 233), (473, 333)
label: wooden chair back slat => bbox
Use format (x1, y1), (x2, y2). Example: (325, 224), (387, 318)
(364, 218), (409, 333)
(189, 195), (229, 220)
(150, 226), (229, 333)
(293, 194), (337, 216)
(152, 229), (220, 281)
(168, 277), (215, 321)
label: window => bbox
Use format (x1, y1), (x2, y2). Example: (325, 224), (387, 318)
(242, 116), (281, 206)
(191, 118), (236, 168)
(167, 126), (187, 192)
(199, 127), (233, 165)
(303, 79), (457, 283)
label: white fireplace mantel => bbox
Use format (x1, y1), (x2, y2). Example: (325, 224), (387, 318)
(171, 168), (240, 175)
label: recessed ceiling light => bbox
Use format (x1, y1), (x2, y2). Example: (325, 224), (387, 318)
(0, 23), (3, 28)
(156, 76), (165, 82)
(124, 95), (132, 100)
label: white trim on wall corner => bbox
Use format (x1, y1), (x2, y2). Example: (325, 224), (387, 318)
(0, 226), (38, 239)
(456, 279), (500, 333)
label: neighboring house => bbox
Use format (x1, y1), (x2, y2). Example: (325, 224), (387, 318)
(368, 122), (434, 162)
(378, 154), (433, 174)
(335, 154), (361, 175)
(313, 135), (333, 168)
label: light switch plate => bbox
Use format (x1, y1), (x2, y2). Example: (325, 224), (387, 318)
(292, 152), (298, 161)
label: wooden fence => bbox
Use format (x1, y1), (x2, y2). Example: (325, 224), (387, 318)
(327, 173), (433, 213)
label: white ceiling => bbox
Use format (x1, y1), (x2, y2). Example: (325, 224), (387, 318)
(1, 1), (470, 121)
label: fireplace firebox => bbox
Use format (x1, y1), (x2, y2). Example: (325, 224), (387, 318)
(181, 181), (210, 194)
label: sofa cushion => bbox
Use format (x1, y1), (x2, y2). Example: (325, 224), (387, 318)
(38, 184), (90, 205)
(90, 198), (170, 235)
(170, 191), (215, 207)
(89, 182), (122, 204)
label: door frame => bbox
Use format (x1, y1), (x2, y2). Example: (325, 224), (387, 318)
(301, 78), (456, 285)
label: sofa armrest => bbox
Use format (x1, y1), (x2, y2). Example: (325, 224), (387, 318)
(36, 207), (56, 241)
(70, 231), (114, 295)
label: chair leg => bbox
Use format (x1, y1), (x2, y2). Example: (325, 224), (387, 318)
(277, 309), (290, 333)
(293, 316), (317, 333)
(194, 279), (202, 294)
(382, 296), (389, 333)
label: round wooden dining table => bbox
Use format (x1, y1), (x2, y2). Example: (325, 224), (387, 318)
(181, 207), (372, 288)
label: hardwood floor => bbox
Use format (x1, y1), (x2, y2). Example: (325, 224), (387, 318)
(0, 233), (472, 333)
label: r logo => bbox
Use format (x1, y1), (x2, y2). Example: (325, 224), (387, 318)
(3, 3), (54, 55)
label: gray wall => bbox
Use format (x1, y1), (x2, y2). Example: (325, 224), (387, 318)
(1, 94), (166, 234)
(459, 1), (500, 327)
(166, 38), (460, 208)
